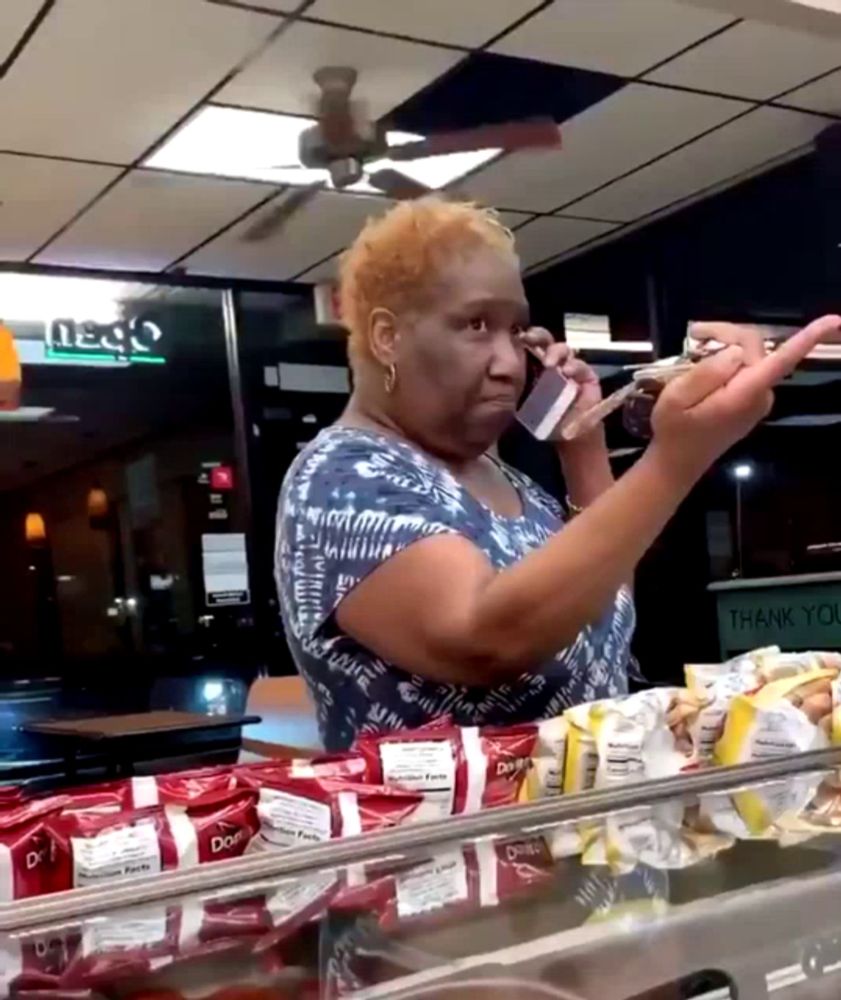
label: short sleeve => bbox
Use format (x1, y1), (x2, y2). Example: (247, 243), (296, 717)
(276, 433), (463, 641)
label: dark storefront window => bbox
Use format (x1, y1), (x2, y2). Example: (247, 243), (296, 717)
(0, 275), (264, 751)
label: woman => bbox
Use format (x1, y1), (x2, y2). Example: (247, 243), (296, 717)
(276, 197), (838, 751)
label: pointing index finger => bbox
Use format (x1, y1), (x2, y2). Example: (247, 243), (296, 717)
(739, 314), (841, 391)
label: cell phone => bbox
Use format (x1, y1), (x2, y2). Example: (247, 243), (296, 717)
(516, 366), (580, 441)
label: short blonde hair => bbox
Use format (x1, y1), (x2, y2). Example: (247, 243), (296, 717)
(339, 196), (516, 359)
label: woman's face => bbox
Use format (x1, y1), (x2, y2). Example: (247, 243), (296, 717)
(391, 245), (530, 459)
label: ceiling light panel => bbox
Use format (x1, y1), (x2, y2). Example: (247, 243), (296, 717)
(144, 106), (499, 191)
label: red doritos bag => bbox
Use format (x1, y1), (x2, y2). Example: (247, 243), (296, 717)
(0, 797), (66, 899)
(133, 766), (236, 809)
(51, 807), (182, 891)
(243, 773), (426, 852)
(354, 725), (536, 817)
(235, 754), (368, 788)
(169, 789), (259, 866)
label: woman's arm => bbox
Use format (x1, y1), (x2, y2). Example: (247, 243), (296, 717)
(558, 432), (614, 509)
(336, 317), (839, 685)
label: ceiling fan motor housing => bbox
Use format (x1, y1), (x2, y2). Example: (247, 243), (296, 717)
(298, 119), (381, 169)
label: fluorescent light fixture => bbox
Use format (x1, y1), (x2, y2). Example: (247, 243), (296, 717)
(144, 105), (500, 193)
(0, 274), (132, 325)
(790, 0), (841, 12)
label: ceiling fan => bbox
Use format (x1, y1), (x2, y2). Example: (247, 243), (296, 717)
(242, 65), (562, 243)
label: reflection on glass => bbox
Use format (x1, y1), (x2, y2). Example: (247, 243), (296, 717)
(5, 768), (841, 998)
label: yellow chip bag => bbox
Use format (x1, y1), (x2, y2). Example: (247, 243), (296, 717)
(519, 716), (568, 801)
(563, 703), (599, 794)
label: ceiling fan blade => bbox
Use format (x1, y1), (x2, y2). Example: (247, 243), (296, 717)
(241, 183), (324, 243)
(269, 162), (307, 170)
(388, 118), (561, 162)
(367, 169), (432, 200)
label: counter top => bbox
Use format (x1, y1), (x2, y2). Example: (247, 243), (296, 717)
(708, 571), (841, 592)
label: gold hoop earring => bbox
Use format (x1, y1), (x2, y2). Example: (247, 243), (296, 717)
(383, 363), (397, 394)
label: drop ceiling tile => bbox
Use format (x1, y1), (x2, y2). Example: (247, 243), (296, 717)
(569, 106), (829, 222)
(514, 216), (618, 269)
(646, 21), (841, 99)
(0, 154), (121, 261)
(0, 0), (42, 65)
(464, 84), (748, 212)
(184, 190), (393, 280)
(784, 67), (841, 113)
(491, 0), (732, 76)
(0, 0), (279, 162)
(306, 0), (539, 46)
(295, 208), (532, 282)
(217, 19), (461, 118)
(34, 170), (276, 271)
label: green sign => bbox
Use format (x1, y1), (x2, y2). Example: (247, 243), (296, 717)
(45, 317), (165, 366)
(714, 580), (841, 655)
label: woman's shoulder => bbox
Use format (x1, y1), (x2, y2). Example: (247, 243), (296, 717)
(281, 425), (462, 514)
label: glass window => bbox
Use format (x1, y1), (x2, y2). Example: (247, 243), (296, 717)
(0, 274), (260, 740)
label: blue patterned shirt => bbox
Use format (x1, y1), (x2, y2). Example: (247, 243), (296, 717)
(276, 425), (634, 751)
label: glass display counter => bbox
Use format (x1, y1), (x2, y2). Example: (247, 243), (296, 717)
(4, 749), (841, 999)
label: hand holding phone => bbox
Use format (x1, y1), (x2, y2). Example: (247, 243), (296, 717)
(515, 346), (580, 441)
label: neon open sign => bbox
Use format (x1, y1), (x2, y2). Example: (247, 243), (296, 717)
(45, 317), (165, 365)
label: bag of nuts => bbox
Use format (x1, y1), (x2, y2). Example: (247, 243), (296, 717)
(715, 668), (837, 770)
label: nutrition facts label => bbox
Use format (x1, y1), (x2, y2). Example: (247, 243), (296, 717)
(256, 789), (332, 848)
(72, 822), (162, 887)
(379, 741), (456, 817)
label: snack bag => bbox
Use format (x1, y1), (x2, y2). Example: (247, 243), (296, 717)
(235, 754), (367, 787)
(563, 703), (599, 794)
(168, 789), (259, 866)
(715, 668), (835, 769)
(519, 716), (567, 801)
(0, 798), (66, 899)
(134, 766), (236, 809)
(474, 725), (537, 810)
(684, 645), (779, 694)
(354, 724), (535, 816)
(242, 772), (429, 852)
(51, 806), (184, 890)
(590, 689), (690, 788)
(753, 650), (841, 685)
(683, 674), (755, 765)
